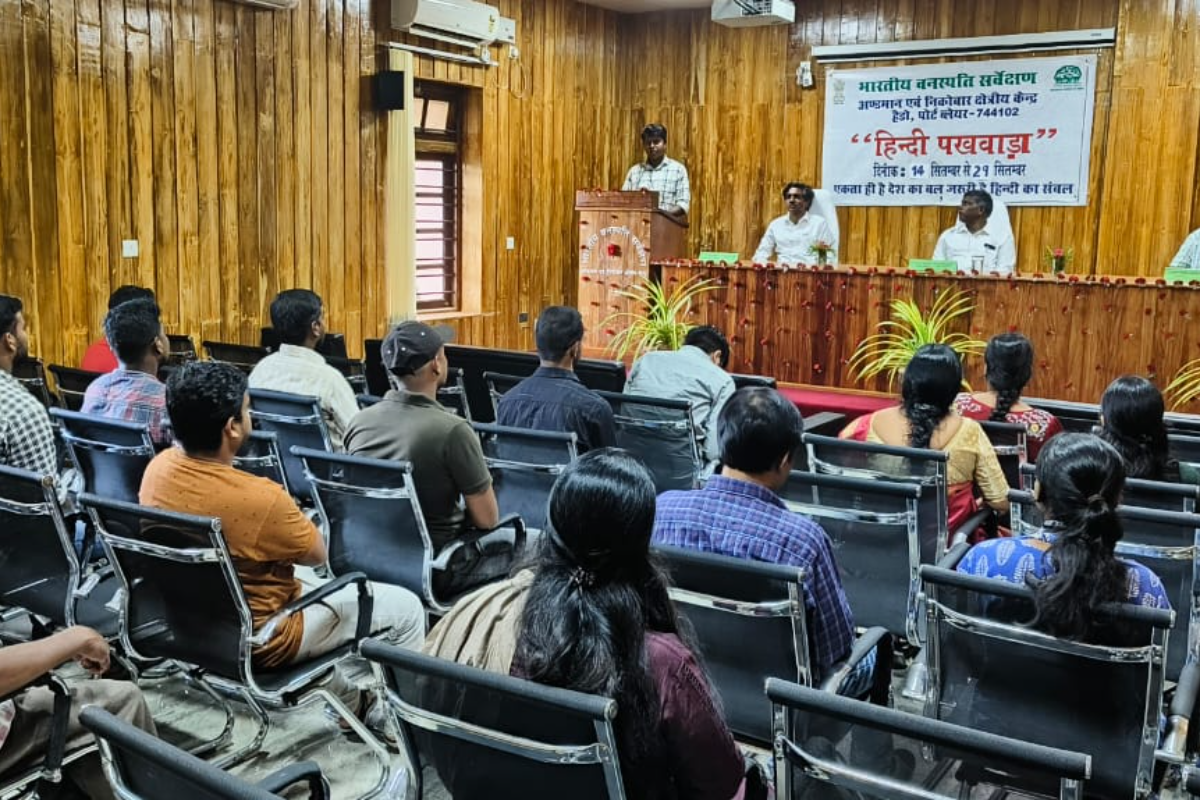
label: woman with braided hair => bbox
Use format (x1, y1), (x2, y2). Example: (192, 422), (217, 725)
(424, 448), (765, 800)
(954, 332), (1064, 460)
(958, 433), (1170, 639)
(1097, 375), (1181, 482)
(840, 343), (1009, 538)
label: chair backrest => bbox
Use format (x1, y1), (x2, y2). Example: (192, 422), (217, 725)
(166, 334), (198, 365)
(1023, 397), (1100, 434)
(766, 678), (1091, 800)
(79, 707), (315, 800)
(594, 390), (703, 492)
(292, 447), (437, 607)
(1169, 432), (1200, 470)
(731, 373), (777, 390)
(324, 355), (367, 394)
(978, 419), (1027, 489)
(779, 470), (925, 640)
(13, 356), (57, 408)
(360, 639), (626, 800)
(811, 188), (841, 259)
(483, 371), (526, 419)
(654, 544), (809, 745)
(50, 409), (155, 504)
(48, 364), (103, 411)
(80, 493), (250, 681)
(437, 367), (472, 421)
(247, 389), (332, 504)
(363, 338), (388, 397)
(0, 465), (82, 626)
(803, 433), (950, 563)
(261, 328), (348, 360)
(920, 563), (1171, 800)
(232, 430), (290, 493)
(202, 341), (269, 374)
(472, 422), (577, 535)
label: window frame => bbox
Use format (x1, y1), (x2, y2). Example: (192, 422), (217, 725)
(413, 82), (463, 312)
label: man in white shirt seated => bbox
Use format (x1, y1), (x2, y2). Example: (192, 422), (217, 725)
(248, 289), (359, 450)
(1169, 228), (1200, 270)
(932, 189), (1016, 275)
(752, 183), (838, 266)
(625, 326), (736, 462)
(621, 123), (690, 223)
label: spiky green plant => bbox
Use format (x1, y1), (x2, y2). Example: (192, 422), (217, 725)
(846, 288), (985, 388)
(602, 276), (716, 361)
(1165, 360), (1200, 410)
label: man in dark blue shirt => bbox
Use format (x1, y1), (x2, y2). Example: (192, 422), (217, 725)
(496, 306), (616, 452)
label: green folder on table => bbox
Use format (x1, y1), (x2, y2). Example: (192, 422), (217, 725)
(1164, 267), (1198, 284)
(908, 258), (960, 274)
(699, 251), (740, 264)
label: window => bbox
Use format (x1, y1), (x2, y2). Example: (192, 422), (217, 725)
(414, 83), (462, 311)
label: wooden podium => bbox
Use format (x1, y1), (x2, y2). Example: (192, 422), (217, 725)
(575, 190), (689, 351)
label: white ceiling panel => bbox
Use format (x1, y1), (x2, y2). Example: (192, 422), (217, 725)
(576, 0), (710, 12)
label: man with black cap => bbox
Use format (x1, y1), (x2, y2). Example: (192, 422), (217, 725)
(345, 321), (514, 595)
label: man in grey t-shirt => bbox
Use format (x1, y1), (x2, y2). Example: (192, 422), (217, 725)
(345, 321), (512, 595)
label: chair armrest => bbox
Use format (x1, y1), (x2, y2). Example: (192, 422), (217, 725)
(1160, 660), (1200, 762)
(430, 515), (527, 571)
(803, 412), (847, 437)
(949, 508), (991, 547)
(249, 572), (373, 647)
(256, 761), (330, 799)
(819, 626), (892, 703)
(938, 541), (973, 569)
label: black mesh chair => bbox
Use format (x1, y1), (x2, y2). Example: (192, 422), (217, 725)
(325, 355), (368, 394)
(79, 493), (395, 791)
(919, 560), (1172, 799)
(232, 430), (290, 493)
(595, 390), (704, 492)
(202, 341), (269, 374)
(482, 371), (525, 420)
(1170, 432), (1200, 470)
(731, 373), (777, 389)
(0, 465), (118, 637)
(437, 367), (471, 420)
(654, 545), (889, 746)
(361, 639), (625, 800)
(1017, 461), (1199, 513)
(780, 470), (926, 641)
(166, 334), (198, 365)
(247, 389), (333, 505)
(473, 422), (577, 536)
(47, 365), (102, 411)
(13, 356), (57, 408)
(294, 447), (526, 613)
(0, 674), (96, 799)
(978, 419), (1027, 487)
(766, 678), (1091, 800)
(50, 409), (155, 505)
(80, 706), (330, 800)
(260, 328), (348, 360)
(1024, 397), (1100, 434)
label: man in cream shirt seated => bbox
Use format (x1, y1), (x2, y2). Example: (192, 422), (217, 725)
(932, 189), (1016, 275)
(752, 183), (837, 266)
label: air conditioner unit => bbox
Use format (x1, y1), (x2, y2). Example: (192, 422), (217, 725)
(228, 0), (298, 10)
(712, 0), (795, 28)
(392, 0), (517, 48)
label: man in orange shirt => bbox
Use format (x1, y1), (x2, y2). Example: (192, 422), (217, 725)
(140, 362), (425, 707)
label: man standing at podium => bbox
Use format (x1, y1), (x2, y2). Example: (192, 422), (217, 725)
(622, 123), (690, 223)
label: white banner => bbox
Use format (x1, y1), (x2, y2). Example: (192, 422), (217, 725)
(822, 56), (1097, 206)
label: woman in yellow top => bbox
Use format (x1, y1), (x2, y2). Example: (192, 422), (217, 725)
(840, 343), (1010, 540)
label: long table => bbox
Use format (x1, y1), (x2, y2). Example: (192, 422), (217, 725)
(649, 262), (1200, 406)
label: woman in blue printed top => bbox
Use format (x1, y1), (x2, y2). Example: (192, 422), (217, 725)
(958, 432), (1171, 638)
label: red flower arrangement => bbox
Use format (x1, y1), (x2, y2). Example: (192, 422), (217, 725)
(606, 243), (622, 257)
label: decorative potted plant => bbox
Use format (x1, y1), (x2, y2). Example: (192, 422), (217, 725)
(1165, 360), (1200, 410)
(810, 241), (835, 267)
(601, 275), (716, 360)
(1043, 246), (1074, 274)
(846, 288), (986, 388)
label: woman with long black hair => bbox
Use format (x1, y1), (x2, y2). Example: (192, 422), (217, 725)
(954, 332), (1064, 460)
(840, 343), (1009, 535)
(958, 433), (1171, 638)
(424, 448), (761, 800)
(1097, 375), (1180, 482)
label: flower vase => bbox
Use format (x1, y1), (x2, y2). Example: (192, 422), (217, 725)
(816, 252), (828, 267)
(1052, 256), (1066, 274)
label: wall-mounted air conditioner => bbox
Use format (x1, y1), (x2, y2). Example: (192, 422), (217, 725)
(392, 0), (517, 49)
(228, 0), (298, 10)
(712, 0), (794, 28)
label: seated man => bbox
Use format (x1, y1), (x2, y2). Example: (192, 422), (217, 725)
(81, 286), (155, 374)
(0, 295), (57, 475)
(932, 189), (1016, 275)
(653, 387), (867, 692)
(345, 322), (517, 596)
(0, 625), (155, 800)
(140, 362), (425, 709)
(751, 182), (838, 266)
(1169, 226), (1200, 270)
(495, 306), (616, 453)
(248, 289), (358, 450)
(81, 298), (172, 447)
(625, 325), (735, 462)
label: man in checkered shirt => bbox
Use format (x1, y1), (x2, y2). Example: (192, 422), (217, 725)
(0, 295), (57, 475)
(622, 123), (691, 223)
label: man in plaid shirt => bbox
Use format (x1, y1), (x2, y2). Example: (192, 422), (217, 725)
(622, 123), (691, 223)
(0, 295), (57, 475)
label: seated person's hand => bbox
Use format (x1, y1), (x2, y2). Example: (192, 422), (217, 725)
(71, 627), (111, 676)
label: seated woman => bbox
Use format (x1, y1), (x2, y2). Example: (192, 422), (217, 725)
(958, 433), (1171, 638)
(1097, 375), (1181, 482)
(840, 343), (1009, 537)
(425, 448), (763, 800)
(954, 332), (1063, 461)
